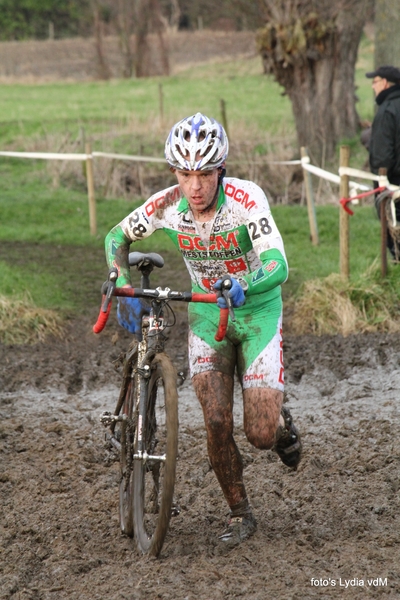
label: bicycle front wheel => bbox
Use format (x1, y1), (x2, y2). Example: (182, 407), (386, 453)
(118, 376), (136, 537)
(133, 352), (178, 556)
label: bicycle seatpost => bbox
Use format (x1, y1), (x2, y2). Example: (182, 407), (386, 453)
(139, 264), (154, 289)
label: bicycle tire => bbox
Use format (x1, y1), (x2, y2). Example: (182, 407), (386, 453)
(133, 352), (178, 556)
(118, 355), (138, 538)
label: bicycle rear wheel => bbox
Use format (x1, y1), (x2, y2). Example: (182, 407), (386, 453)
(118, 366), (137, 537)
(133, 352), (178, 556)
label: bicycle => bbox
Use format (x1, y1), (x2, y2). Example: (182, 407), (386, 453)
(93, 251), (234, 557)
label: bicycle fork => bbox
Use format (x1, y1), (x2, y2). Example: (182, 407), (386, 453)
(100, 337), (166, 465)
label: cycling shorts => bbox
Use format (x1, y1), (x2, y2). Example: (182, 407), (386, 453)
(188, 290), (284, 391)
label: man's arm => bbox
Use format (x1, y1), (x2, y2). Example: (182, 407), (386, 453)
(238, 248), (288, 296)
(370, 112), (396, 174)
(104, 196), (161, 286)
(105, 225), (132, 287)
(240, 199), (289, 296)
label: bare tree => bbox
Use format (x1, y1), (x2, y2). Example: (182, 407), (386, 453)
(134, 0), (170, 77)
(152, 0), (170, 76)
(374, 0), (400, 68)
(91, 0), (172, 79)
(257, 0), (374, 163)
(91, 0), (111, 80)
(133, 0), (152, 77)
(160, 0), (181, 32)
(116, 0), (135, 78)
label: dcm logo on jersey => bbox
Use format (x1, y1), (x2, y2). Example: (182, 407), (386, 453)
(224, 183), (257, 211)
(177, 231), (240, 251)
(144, 186), (181, 217)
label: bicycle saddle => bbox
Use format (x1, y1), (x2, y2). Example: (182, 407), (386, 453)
(128, 252), (164, 269)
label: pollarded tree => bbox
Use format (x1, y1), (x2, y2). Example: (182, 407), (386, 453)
(256, 0), (374, 163)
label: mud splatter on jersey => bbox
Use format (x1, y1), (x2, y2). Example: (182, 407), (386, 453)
(105, 177), (288, 302)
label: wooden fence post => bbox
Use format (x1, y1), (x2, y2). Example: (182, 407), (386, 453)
(220, 99), (229, 138)
(339, 145), (350, 279)
(379, 168), (388, 278)
(158, 83), (164, 128)
(85, 142), (97, 236)
(301, 147), (319, 245)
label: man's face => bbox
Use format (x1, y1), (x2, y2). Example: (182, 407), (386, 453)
(174, 168), (219, 214)
(372, 76), (388, 97)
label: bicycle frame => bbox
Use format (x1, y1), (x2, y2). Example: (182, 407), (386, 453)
(95, 251), (235, 555)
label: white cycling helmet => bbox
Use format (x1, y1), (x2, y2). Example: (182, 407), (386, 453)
(165, 112), (229, 171)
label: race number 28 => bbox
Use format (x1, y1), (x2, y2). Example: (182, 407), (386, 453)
(248, 217), (272, 240)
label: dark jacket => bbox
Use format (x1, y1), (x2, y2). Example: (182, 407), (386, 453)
(369, 84), (400, 185)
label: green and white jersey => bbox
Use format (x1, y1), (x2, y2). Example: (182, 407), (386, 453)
(105, 177), (288, 307)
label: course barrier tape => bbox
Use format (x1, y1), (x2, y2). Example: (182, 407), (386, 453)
(92, 151), (165, 163)
(339, 166), (400, 192)
(0, 150), (301, 166)
(94, 154), (302, 166)
(301, 156), (370, 192)
(338, 166), (378, 181)
(1, 150), (398, 196)
(0, 151), (89, 160)
(0, 151), (301, 165)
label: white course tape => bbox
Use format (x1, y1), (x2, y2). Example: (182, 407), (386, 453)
(301, 156), (370, 191)
(0, 150), (302, 166)
(0, 151), (89, 160)
(302, 159), (340, 184)
(338, 166), (400, 191)
(3, 151), (395, 194)
(265, 159), (302, 165)
(93, 153), (301, 166)
(338, 166), (378, 181)
(92, 152), (165, 163)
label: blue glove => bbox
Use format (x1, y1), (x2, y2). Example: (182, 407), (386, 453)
(117, 296), (149, 338)
(213, 278), (245, 309)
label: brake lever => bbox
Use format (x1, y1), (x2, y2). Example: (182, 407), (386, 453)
(221, 275), (235, 322)
(101, 267), (118, 312)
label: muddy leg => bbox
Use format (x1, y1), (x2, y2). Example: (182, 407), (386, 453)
(192, 371), (246, 507)
(242, 387), (283, 449)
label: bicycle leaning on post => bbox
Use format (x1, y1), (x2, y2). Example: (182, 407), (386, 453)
(93, 251), (234, 557)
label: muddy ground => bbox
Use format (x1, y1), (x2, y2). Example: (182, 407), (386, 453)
(1, 242), (400, 599)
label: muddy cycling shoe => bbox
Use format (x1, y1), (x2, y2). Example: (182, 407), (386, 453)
(274, 406), (302, 470)
(218, 512), (257, 547)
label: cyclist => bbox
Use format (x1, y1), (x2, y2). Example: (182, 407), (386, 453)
(104, 112), (302, 546)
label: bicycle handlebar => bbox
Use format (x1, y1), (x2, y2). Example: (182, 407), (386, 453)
(93, 284), (232, 341)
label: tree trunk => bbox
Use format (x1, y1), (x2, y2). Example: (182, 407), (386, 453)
(134, 0), (151, 77)
(151, 0), (170, 76)
(257, 0), (374, 163)
(374, 0), (400, 68)
(92, 0), (111, 80)
(168, 0), (181, 32)
(134, 0), (169, 77)
(116, 0), (134, 78)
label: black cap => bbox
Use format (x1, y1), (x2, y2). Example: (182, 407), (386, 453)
(366, 65), (400, 84)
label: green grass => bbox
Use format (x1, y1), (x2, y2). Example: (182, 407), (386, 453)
(274, 204), (386, 297)
(0, 34), (374, 145)
(0, 57), (294, 149)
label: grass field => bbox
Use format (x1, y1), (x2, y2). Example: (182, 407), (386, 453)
(2, 27), (400, 340)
